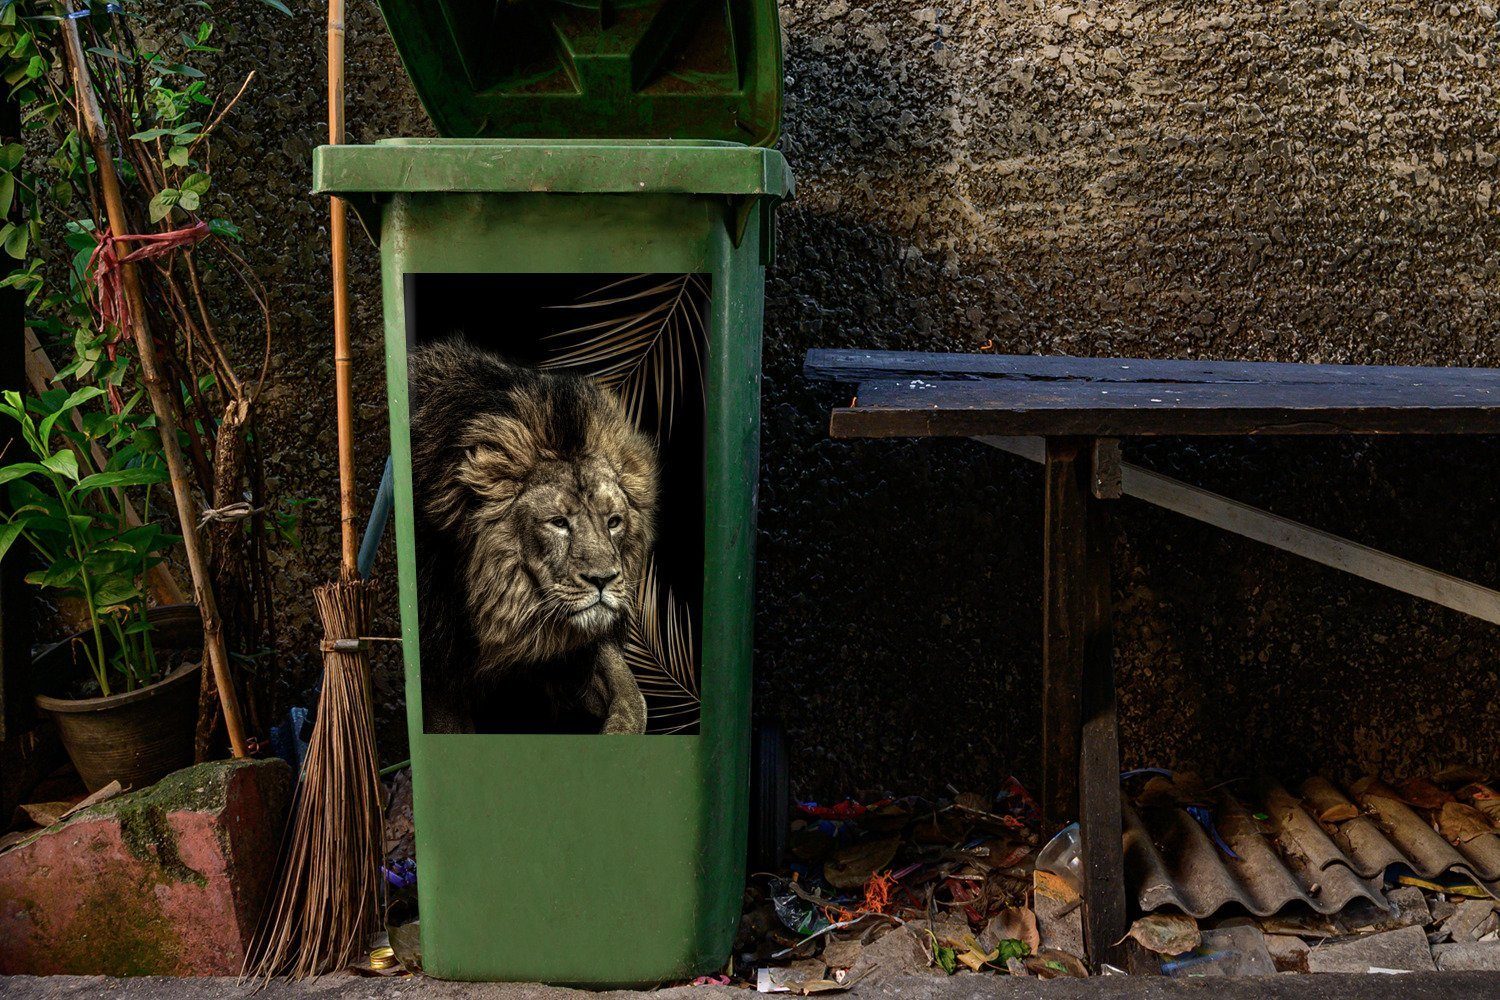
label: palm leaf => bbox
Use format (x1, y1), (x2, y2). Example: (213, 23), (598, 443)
(539, 273), (708, 434)
(624, 557), (699, 735)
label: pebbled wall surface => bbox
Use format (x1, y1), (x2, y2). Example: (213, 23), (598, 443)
(196, 0), (1499, 796)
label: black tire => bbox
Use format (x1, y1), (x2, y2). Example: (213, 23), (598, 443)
(749, 719), (788, 872)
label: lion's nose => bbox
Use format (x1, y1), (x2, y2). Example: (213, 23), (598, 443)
(580, 570), (619, 593)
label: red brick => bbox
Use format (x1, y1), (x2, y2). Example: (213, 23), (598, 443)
(0, 758), (291, 975)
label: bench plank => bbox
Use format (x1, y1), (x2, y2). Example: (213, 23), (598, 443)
(828, 377), (1500, 437)
(806, 349), (1500, 391)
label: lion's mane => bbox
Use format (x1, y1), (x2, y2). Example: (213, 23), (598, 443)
(408, 339), (658, 733)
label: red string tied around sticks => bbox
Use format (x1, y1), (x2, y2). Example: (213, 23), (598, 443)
(87, 220), (211, 405)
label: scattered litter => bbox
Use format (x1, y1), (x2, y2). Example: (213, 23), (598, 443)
(730, 767), (1500, 984)
(740, 781), (1054, 985)
(1164, 926), (1274, 977)
(757, 961), (830, 993)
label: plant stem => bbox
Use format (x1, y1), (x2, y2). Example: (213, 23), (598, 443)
(60, 6), (246, 756)
(57, 474), (109, 694)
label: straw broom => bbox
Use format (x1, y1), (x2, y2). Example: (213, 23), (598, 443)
(244, 0), (382, 977)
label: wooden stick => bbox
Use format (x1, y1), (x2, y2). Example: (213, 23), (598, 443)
(328, 0), (357, 578)
(24, 329), (187, 607)
(977, 435), (1500, 626)
(60, 8), (247, 758)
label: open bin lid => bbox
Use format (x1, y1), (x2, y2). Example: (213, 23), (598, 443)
(372, 0), (784, 145)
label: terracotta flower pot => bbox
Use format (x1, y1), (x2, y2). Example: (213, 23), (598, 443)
(33, 604), (203, 792)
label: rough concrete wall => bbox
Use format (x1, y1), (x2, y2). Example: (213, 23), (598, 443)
(199, 1), (1499, 794)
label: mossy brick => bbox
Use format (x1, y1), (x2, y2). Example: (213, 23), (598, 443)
(0, 757), (291, 976)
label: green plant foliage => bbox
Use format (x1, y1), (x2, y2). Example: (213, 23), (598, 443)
(0, 385), (178, 696)
(0, 2), (278, 384)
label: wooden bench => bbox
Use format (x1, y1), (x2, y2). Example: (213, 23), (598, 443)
(804, 348), (1500, 968)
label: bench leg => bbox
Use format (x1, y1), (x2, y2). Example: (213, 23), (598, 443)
(1042, 436), (1127, 969)
(1042, 438), (1085, 832)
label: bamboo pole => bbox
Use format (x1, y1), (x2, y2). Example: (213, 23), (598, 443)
(60, 8), (247, 758)
(24, 330), (188, 607)
(328, 0), (357, 576)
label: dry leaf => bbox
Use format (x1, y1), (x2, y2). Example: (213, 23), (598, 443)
(981, 907), (1040, 956)
(17, 801), (70, 828)
(59, 780), (125, 820)
(1302, 777), (1360, 824)
(1025, 949), (1087, 978)
(1396, 777), (1453, 811)
(824, 836), (900, 889)
(1137, 776), (1179, 807)
(1122, 913), (1200, 956)
(1352, 776), (1402, 802)
(1433, 765), (1489, 786)
(1458, 783), (1500, 825)
(1438, 802), (1494, 845)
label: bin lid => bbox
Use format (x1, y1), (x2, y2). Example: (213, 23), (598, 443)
(314, 139), (792, 198)
(372, 0), (784, 145)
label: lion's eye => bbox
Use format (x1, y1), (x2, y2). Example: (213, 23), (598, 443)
(607, 515), (623, 530)
(548, 516), (569, 530)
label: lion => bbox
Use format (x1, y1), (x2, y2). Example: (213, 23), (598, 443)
(407, 339), (658, 734)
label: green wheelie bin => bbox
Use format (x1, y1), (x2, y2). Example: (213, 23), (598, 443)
(312, 0), (791, 985)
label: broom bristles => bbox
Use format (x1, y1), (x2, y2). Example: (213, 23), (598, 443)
(244, 578), (382, 980)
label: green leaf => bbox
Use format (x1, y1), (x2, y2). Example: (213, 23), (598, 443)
(148, 188), (178, 223)
(23, 54), (46, 80)
(163, 62), (206, 79)
(180, 171), (210, 196)
(37, 385), (105, 443)
(935, 944), (956, 976)
(0, 141), (21, 170)
(63, 219), (98, 250)
(76, 466), (167, 493)
(0, 461), (50, 486)
(41, 450), (79, 481)
(0, 519), (24, 562)
(177, 189), (200, 212)
(129, 127), (176, 141)
(2, 219), (27, 258)
(87, 45), (134, 65)
(26, 557), (80, 588)
(256, 0), (294, 14)
(207, 217), (240, 241)
(91, 577), (140, 608)
(166, 145), (190, 168)
(118, 523), (164, 549)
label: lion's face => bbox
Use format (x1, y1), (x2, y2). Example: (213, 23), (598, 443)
(424, 374), (658, 670)
(511, 455), (637, 638)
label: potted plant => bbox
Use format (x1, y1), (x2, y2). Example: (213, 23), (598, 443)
(0, 384), (199, 791)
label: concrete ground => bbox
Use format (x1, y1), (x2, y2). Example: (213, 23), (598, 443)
(4, 974), (1500, 999)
